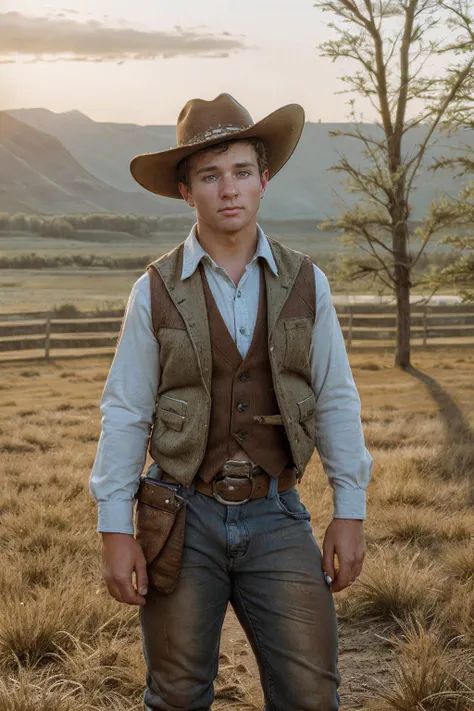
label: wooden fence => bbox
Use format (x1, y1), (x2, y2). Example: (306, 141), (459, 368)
(1, 304), (474, 360)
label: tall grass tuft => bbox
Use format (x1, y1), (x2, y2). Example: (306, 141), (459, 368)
(376, 615), (474, 711)
(336, 546), (442, 624)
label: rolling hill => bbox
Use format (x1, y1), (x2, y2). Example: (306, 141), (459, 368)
(0, 112), (182, 216)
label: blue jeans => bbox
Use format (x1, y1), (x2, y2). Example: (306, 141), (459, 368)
(139, 466), (341, 711)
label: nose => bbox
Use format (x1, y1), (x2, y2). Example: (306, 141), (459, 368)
(220, 174), (239, 199)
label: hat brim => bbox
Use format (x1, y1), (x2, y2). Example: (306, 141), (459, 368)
(129, 103), (305, 199)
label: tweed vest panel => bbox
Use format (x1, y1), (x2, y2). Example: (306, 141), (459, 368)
(198, 260), (293, 482)
(146, 237), (316, 488)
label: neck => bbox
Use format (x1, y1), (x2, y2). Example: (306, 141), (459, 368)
(194, 219), (259, 270)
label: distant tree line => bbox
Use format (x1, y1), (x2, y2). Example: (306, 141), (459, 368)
(0, 253), (157, 269)
(0, 213), (194, 237)
(0, 250), (461, 288)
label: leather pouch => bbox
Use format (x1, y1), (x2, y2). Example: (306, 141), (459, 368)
(134, 477), (187, 594)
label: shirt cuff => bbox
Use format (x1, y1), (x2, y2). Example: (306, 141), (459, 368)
(96, 499), (135, 535)
(332, 484), (367, 520)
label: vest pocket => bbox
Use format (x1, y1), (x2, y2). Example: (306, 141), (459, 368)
(283, 317), (312, 372)
(158, 407), (186, 432)
(297, 392), (317, 440)
(297, 393), (316, 422)
(156, 395), (187, 432)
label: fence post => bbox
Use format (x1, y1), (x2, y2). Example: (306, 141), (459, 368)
(422, 306), (427, 347)
(45, 312), (52, 359)
(347, 306), (353, 352)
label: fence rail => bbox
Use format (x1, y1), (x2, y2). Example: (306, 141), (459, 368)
(1, 305), (474, 359)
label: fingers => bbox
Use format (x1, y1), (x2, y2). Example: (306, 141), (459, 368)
(135, 557), (149, 597)
(101, 534), (148, 606)
(331, 557), (364, 593)
(331, 561), (354, 593)
(105, 576), (147, 606)
(322, 540), (336, 584)
(322, 520), (366, 594)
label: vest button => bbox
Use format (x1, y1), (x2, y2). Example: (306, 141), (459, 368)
(237, 430), (248, 441)
(239, 372), (250, 382)
(237, 402), (248, 412)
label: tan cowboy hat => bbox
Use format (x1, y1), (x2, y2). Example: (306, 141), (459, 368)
(129, 93), (305, 199)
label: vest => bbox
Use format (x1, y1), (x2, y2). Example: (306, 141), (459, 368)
(146, 236), (317, 488)
(198, 260), (293, 482)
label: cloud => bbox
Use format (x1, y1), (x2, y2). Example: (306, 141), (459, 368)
(0, 12), (249, 62)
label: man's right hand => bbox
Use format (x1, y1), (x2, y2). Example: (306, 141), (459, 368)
(101, 532), (149, 606)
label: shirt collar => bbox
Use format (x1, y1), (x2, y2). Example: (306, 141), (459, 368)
(181, 223), (279, 280)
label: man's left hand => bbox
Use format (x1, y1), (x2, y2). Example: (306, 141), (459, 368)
(322, 518), (366, 593)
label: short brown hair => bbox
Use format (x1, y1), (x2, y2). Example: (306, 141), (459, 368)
(177, 137), (268, 188)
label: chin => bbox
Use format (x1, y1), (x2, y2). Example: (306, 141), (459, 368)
(220, 213), (253, 232)
(227, 224), (249, 236)
(221, 218), (245, 231)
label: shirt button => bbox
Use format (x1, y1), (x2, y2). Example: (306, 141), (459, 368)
(237, 290), (242, 298)
(239, 327), (247, 335)
(237, 402), (248, 412)
(237, 430), (248, 441)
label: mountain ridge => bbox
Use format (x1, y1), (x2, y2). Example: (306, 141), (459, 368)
(3, 108), (474, 219)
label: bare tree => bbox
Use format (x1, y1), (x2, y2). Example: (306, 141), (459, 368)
(314, 0), (474, 367)
(423, 0), (474, 301)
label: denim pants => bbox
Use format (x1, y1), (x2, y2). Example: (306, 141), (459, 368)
(139, 466), (341, 711)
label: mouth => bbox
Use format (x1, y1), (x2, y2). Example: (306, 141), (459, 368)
(218, 207), (243, 216)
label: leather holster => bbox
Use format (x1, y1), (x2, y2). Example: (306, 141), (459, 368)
(134, 477), (187, 594)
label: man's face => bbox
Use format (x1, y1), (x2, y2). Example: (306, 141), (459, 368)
(178, 140), (269, 235)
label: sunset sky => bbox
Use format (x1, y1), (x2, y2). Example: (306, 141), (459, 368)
(0, 0), (451, 126)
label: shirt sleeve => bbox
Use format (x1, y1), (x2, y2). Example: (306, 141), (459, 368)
(89, 272), (159, 534)
(310, 265), (373, 520)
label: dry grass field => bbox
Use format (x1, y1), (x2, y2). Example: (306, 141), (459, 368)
(0, 348), (473, 710)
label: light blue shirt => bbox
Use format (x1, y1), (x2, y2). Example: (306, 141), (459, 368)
(89, 224), (372, 534)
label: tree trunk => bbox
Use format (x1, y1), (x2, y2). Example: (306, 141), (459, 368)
(394, 265), (411, 368)
(392, 205), (411, 368)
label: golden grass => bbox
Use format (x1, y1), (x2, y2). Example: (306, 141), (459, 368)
(335, 546), (442, 623)
(0, 349), (473, 709)
(376, 616), (474, 711)
(440, 542), (474, 584)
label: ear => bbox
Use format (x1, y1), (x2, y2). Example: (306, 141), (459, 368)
(178, 181), (195, 208)
(260, 169), (269, 198)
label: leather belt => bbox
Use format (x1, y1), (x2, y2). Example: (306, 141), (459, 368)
(161, 460), (297, 506)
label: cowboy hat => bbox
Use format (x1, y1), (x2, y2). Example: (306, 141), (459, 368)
(129, 93), (305, 199)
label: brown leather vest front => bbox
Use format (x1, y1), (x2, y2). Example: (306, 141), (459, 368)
(198, 260), (293, 482)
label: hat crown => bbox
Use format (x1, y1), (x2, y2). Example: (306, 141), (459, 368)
(177, 93), (254, 148)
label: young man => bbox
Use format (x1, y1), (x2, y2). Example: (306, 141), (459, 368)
(89, 93), (372, 711)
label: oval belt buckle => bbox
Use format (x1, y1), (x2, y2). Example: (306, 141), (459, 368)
(212, 463), (255, 506)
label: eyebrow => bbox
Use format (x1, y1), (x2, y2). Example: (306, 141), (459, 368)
(194, 161), (256, 176)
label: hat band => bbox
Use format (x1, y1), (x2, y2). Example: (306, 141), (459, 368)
(183, 124), (252, 147)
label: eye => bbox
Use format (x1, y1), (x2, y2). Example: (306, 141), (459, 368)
(237, 170), (251, 177)
(203, 174), (217, 183)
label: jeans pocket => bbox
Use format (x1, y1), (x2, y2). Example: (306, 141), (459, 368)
(276, 486), (311, 521)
